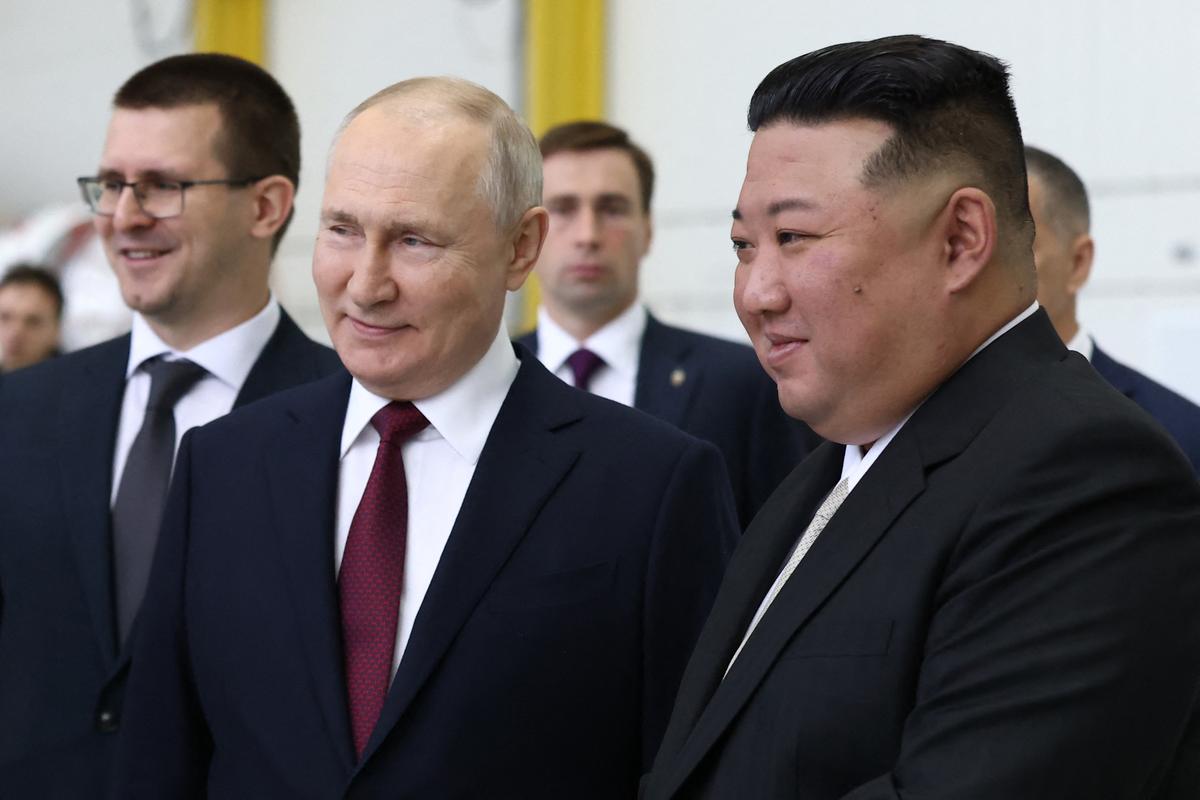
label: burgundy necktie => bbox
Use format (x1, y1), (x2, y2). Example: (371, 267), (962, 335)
(565, 348), (605, 391)
(339, 401), (429, 760)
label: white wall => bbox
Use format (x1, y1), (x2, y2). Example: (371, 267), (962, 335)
(3, 1), (1198, 400)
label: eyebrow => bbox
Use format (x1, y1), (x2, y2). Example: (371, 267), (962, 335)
(95, 167), (183, 181)
(732, 197), (818, 220)
(321, 207), (441, 241)
(320, 208), (358, 226)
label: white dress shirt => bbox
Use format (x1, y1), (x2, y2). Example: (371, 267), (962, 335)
(110, 298), (281, 504)
(335, 325), (519, 678)
(535, 303), (646, 406)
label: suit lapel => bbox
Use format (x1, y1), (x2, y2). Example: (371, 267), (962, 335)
(661, 436), (926, 791)
(265, 372), (357, 771)
(655, 310), (1068, 796)
(61, 337), (130, 664)
(634, 315), (698, 428)
(359, 356), (583, 764)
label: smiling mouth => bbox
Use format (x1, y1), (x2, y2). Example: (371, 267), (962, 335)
(119, 248), (173, 262)
(762, 334), (808, 366)
(349, 317), (410, 338)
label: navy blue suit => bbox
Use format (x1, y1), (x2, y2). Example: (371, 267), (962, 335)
(644, 311), (1200, 799)
(1092, 343), (1200, 475)
(0, 312), (341, 799)
(114, 348), (738, 799)
(517, 314), (820, 527)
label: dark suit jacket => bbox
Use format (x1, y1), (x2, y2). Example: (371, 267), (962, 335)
(517, 314), (820, 527)
(113, 348), (738, 799)
(643, 310), (1200, 800)
(0, 311), (341, 799)
(1092, 343), (1200, 474)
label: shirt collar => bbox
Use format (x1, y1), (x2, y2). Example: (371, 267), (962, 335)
(125, 297), (281, 390)
(340, 323), (520, 463)
(1066, 324), (1094, 362)
(537, 302), (646, 380)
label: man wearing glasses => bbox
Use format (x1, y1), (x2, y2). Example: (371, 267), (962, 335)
(0, 54), (339, 798)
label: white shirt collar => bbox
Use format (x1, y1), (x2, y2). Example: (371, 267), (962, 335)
(125, 297), (281, 390)
(1066, 325), (1094, 362)
(340, 324), (520, 464)
(536, 302), (646, 381)
(838, 301), (1041, 490)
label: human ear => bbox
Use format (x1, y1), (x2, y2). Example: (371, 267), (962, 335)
(941, 187), (997, 294)
(248, 176), (296, 241)
(505, 206), (549, 291)
(1065, 233), (1095, 296)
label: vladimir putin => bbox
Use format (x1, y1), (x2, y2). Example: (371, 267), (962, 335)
(115, 77), (736, 798)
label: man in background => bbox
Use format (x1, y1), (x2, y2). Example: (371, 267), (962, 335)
(0, 53), (340, 798)
(1026, 144), (1200, 471)
(115, 77), (735, 799)
(0, 264), (63, 371)
(645, 35), (1200, 799)
(518, 121), (819, 527)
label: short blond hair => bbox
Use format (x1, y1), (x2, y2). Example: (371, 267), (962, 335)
(336, 77), (542, 231)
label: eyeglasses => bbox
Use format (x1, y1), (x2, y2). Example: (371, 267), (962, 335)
(76, 175), (263, 220)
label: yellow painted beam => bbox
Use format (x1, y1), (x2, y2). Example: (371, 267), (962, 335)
(520, 0), (606, 332)
(194, 0), (266, 65)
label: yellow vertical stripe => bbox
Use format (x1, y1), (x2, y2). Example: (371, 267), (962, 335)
(193, 0), (266, 65)
(520, 0), (606, 331)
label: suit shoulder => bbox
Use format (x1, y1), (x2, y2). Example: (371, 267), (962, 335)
(521, 357), (711, 454)
(1090, 348), (1200, 459)
(650, 322), (765, 377)
(989, 354), (1192, 477)
(269, 310), (342, 373)
(193, 370), (347, 446)
(0, 335), (127, 403)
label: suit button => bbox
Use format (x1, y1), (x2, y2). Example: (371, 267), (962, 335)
(97, 709), (119, 733)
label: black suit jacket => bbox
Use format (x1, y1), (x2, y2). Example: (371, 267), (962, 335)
(643, 310), (1200, 800)
(113, 348), (738, 799)
(0, 312), (341, 799)
(1092, 343), (1200, 474)
(517, 314), (820, 527)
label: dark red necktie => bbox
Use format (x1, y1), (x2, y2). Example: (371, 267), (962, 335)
(565, 348), (605, 391)
(339, 401), (428, 760)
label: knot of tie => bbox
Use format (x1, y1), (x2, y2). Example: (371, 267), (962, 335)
(142, 357), (207, 410)
(565, 348), (605, 391)
(371, 401), (429, 445)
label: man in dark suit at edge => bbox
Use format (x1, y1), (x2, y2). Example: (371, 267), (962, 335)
(517, 121), (820, 528)
(114, 77), (737, 799)
(0, 54), (341, 798)
(1025, 144), (1200, 473)
(643, 35), (1200, 800)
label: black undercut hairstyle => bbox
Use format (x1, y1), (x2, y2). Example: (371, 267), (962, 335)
(0, 264), (64, 318)
(749, 35), (1033, 248)
(1025, 145), (1090, 236)
(114, 53), (301, 252)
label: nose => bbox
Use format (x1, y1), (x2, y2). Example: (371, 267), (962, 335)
(736, 249), (789, 317)
(345, 243), (398, 309)
(110, 185), (155, 231)
(573, 206), (600, 250)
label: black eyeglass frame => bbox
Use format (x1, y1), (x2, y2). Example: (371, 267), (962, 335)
(75, 175), (265, 220)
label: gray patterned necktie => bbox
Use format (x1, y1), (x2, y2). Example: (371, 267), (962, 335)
(111, 356), (207, 643)
(726, 477), (851, 674)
